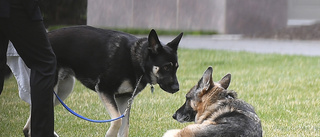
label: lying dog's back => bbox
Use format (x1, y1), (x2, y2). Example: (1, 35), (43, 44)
(165, 67), (262, 137)
(196, 98), (262, 137)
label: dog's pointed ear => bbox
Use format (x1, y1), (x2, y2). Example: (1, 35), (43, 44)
(167, 32), (183, 51)
(196, 67), (213, 95)
(148, 29), (162, 54)
(219, 73), (231, 89)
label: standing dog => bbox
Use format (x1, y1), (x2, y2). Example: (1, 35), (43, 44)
(163, 67), (262, 137)
(22, 26), (183, 137)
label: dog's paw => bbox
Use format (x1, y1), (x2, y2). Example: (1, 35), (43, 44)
(162, 129), (181, 137)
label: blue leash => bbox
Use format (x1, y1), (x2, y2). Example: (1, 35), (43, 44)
(53, 75), (143, 123)
(53, 91), (125, 123)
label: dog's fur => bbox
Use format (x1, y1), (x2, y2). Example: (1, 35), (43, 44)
(22, 26), (183, 137)
(163, 67), (262, 137)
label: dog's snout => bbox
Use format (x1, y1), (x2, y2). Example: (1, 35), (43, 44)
(172, 113), (177, 120)
(171, 84), (179, 92)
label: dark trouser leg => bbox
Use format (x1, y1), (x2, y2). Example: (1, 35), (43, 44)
(30, 69), (56, 136)
(0, 8), (56, 137)
(19, 23), (56, 137)
(0, 32), (8, 95)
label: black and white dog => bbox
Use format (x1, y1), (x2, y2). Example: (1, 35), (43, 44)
(23, 26), (183, 137)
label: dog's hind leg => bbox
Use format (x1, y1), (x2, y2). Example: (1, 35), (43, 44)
(53, 73), (75, 105)
(53, 68), (75, 105)
(97, 91), (122, 137)
(115, 95), (132, 137)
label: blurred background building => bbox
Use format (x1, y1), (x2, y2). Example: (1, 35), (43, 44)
(288, 0), (320, 26)
(87, 0), (288, 34)
(40, 0), (320, 35)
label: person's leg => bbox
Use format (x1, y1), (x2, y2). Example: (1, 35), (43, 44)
(2, 9), (56, 137)
(17, 24), (56, 137)
(0, 30), (9, 95)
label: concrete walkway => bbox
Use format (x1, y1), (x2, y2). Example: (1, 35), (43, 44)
(160, 35), (320, 57)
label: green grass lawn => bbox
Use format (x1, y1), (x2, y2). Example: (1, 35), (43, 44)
(1, 49), (320, 136)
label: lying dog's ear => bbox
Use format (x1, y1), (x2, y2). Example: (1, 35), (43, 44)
(148, 29), (162, 54)
(219, 73), (231, 89)
(196, 67), (213, 96)
(167, 32), (183, 51)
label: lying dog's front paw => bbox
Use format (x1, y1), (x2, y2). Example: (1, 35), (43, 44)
(163, 129), (181, 137)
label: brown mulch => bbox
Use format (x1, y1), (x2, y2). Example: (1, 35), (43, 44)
(245, 23), (320, 40)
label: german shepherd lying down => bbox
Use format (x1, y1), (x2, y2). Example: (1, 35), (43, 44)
(163, 67), (262, 137)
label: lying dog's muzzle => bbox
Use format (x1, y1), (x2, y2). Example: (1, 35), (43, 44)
(172, 112), (193, 123)
(172, 101), (196, 123)
(172, 113), (178, 120)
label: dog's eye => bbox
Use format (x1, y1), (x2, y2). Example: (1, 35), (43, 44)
(163, 65), (170, 71)
(162, 62), (173, 71)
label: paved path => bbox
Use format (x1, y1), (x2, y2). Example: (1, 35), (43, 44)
(160, 35), (320, 57)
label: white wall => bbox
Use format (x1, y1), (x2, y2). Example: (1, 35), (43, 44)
(288, 0), (320, 26)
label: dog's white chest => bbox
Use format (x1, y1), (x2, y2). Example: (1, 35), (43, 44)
(117, 80), (133, 94)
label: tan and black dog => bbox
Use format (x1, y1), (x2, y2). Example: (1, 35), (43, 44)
(19, 26), (183, 137)
(163, 67), (262, 137)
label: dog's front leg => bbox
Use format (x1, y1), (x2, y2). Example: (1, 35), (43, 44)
(115, 95), (132, 137)
(97, 91), (122, 137)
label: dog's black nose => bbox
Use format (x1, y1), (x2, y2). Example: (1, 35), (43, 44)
(172, 113), (177, 120)
(171, 84), (179, 92)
